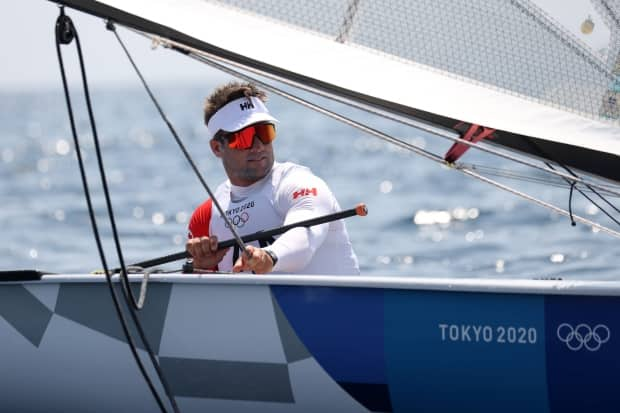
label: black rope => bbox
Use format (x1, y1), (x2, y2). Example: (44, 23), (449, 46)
(558, 164), (620, 215)
(545, 162), (620, 227)
(54, 9), (178, 413)
(515, 135), (620, 228)
(106, 21), (248, 252)
(568, 182), (576, 226)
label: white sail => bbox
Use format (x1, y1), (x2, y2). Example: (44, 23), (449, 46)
(59, 0), (620, 182)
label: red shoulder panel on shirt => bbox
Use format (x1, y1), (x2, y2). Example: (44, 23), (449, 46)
(188, 198), (213, 238)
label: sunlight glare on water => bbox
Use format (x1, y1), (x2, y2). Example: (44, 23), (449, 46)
(0, 85), (617, 278)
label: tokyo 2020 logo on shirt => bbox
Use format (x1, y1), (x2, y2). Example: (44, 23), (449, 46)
(556, 323), (610, 351)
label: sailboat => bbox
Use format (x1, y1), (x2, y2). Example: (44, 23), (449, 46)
(2, 0), (620, 412)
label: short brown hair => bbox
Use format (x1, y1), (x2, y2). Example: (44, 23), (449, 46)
(204, 81), (267, 125)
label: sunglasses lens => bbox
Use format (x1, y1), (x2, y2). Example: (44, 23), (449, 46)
(255, 124), (276, 143)
(226, 124), (276, 149)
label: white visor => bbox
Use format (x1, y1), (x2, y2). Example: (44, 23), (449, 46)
(206, 96), (278, 139)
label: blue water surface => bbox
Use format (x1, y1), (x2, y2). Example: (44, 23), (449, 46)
(0, 84), (618, 278)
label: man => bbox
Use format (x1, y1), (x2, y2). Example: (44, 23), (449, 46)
(186, 81), (359, 275)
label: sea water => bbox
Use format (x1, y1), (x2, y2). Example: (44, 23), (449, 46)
(0, 84), (618, 279)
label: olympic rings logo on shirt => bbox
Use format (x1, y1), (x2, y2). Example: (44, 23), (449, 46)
(556, 323), (610, 352)
(225, 212), (250, 228)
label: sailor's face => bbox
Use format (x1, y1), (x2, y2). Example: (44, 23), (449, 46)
(211, 133), (274, 186)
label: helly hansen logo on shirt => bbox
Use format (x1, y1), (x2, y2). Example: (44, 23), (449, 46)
(239, 101), (255, 111)
(293, 188), (317, 199)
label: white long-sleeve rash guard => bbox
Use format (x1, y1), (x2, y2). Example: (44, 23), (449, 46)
(271, 167), (335, 272)
(190, 162), (359, 275)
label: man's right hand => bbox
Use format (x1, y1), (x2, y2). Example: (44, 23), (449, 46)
(186, 236), (229, 270)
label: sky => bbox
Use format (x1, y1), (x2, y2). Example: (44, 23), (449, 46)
(2, 0), (221, 92)
(1, 0), (611, 92)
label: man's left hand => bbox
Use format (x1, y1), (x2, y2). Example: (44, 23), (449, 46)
(232, 245), (275, 274)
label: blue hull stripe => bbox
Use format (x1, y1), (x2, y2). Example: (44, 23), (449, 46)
(272, 285), (620, 412)
(272, 286), (386, 383)
(385, 290), (548, 412)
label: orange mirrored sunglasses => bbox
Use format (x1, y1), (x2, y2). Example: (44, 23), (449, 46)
(220, 123), (276, 150)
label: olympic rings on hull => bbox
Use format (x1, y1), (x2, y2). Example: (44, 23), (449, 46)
(556, 323), (610, 351)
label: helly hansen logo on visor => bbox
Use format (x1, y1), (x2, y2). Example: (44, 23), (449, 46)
(293, 188), (317, 199)
(239, 100), (255, 111)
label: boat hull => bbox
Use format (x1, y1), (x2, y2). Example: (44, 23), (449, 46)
(1, 274), (619, 412)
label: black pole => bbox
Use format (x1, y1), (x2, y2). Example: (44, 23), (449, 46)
(115, 203), (367, 272)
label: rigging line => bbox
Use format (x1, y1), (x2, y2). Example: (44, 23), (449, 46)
(545, 162), (620, 227)
(519, 129), (620, 223)
(107, 21), (248, 253)
(179, 45), (620, 237)
(510, 0), (613, 80)
(138, 43), (442, 163)
(81, 22), (181, 413)
(160, 43), (620, 237)
(336, 0), (361, 43)
(555, 162), (620, 215)
(468, 161), (620, 222)
(467, 166), (584, 188)
(464, 164), (620, 196)
(514, 99), (620, 213)
(134, 31), (620, 198)
(481, 174), (618, 197)
(72, 22), (181, 413)
(54, 10), (170, 413)
(569, 182), (577, 226)
(120, 28), (620, 237)
(455, 165), (620, 239)
(184, 47), (620, 195)
(593, 0), (620, 35)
